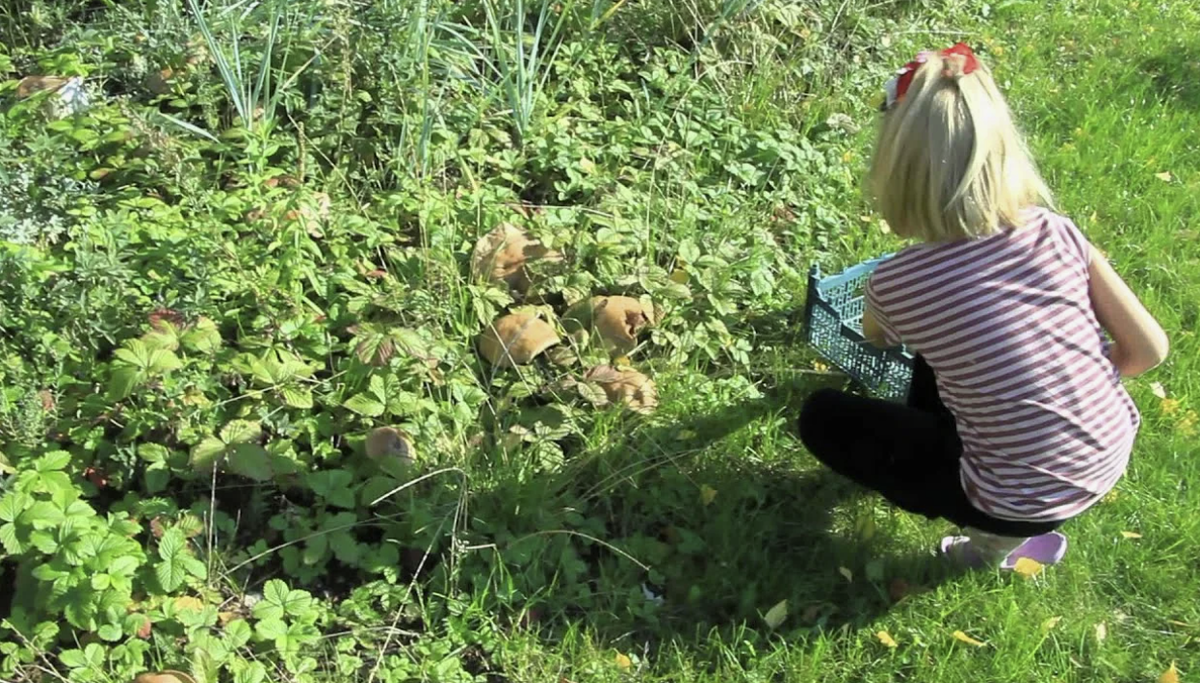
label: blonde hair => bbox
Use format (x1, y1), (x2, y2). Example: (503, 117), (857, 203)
(870, 51), (1053, 242)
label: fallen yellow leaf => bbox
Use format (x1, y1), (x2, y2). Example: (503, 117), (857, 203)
(1160, 661), (1179, 683)
(1120, 531), (1142, 539)
(1094, 622), (1108, 642)
(1156, 171), (1173, 183)
(1041, 616), (1063, 631)
(838, 566), (853, 582)
(699, 485), (717, 506)
(951, 630), (987, 648)
(173, 596), (204, 613)
(1012, 557), (1045, 578)
(876, 630), (898, 648)
(614, 652), (632, 670)
(1161, 398), (1181, 416)
(1150, 382), (1167, 399)
(879, 219), (892, 234)
(763, 599), (788, 629)
(1179, 410), (1198, 437)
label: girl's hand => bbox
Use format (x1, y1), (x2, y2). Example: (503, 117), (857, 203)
(862, 306), (889, 348)
(1088, 245), (1169, 377)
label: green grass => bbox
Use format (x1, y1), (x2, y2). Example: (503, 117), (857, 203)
(0, 0), (1197, 681)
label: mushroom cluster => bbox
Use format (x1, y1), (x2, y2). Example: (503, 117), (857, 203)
(471, 221), (660, 416)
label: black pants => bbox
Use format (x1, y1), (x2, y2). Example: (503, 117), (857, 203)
(798, 355), (1064, 537)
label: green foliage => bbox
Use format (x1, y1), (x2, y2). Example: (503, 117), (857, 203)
(1, 0), (1195, 681)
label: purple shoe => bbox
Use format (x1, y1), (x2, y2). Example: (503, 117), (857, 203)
(999, 532), (1068, 569)
(940, 532), (1068, 570)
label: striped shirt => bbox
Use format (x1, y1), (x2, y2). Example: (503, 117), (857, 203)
(866, 207), (1140, 522)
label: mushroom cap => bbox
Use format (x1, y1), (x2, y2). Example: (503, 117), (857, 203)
(133, 672), (197, 683)
(584, 365), (658, 414)
(471, 223), (561, 292)
(478, 311), (560, 367)
(365, 426), (416, 466)
(564, 296), (650, 355)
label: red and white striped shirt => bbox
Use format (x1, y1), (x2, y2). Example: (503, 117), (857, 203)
(867, 207), (1140, 522)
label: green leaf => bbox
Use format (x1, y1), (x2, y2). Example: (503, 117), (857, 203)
(280, 385), (313, 409)
(37, 451), (72, 472)
(180, 553), (208, 580)
(182, 317), (223, 354)
(59, 648), (89, 669)
(156, 528), (189, 592)
(21, 501), (65, 529)
(107, 366), (143, 400)
(307, 470), (355, 509)
(343, 393), (385, 417)
(0, 492), (26, 522)
(138, 443), (170, 463)
(255, 617), (287, 642)
(113, 339), (152, 369)
(233, 661), (268, 683)
(0, 522), (21, 554)
(144, 462), (171, 494)
(227, 444), (273, 481)
(221, 420), (263, 444)
(191, 437), (227, 470)
(225, 618), (252, 648)
(97, 623), (122, 642)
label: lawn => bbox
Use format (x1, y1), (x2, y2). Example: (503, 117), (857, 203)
(0, 0), (1197, 682)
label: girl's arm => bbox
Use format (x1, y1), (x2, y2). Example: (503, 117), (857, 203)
(1088, 245), (1169, 377)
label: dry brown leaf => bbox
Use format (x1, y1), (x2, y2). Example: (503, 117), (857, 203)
(876, 630), (898, 648)
(471, 223), (561, 293)
(478, 312), (560, 367)
(951, 630), (987, 648)
(1160, 662), (1180, 683)
(584, 365), (658, 414)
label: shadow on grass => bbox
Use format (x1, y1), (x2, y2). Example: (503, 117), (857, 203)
(493, 370), (971, 658)
(1142, 45), (1200, 110)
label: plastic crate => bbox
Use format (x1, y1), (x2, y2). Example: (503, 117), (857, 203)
(804, 254), (914, 401)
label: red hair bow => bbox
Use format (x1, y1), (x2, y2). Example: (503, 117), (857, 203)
(884, 42), (980, 109)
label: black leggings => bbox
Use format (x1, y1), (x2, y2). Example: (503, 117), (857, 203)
(798, 355), (1064, 538)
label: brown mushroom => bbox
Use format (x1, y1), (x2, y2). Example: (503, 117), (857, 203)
(16, 75), (70, 98)
(584, 365), (658, 414)
(478, 311), (560, 367)
(563, 296), (651, 356)
(471, 223), (561, 293)
(133, 672), (197, 683)
(365, 426), (416, 467)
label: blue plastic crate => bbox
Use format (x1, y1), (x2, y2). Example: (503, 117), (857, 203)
(804, 254), (914, 401)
